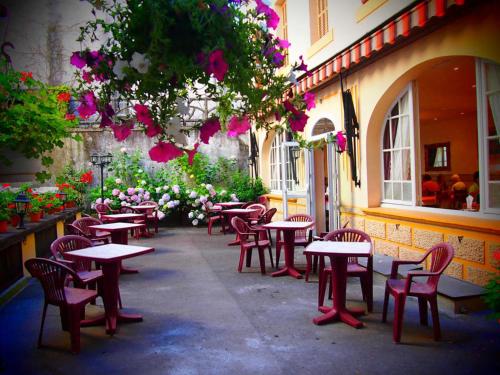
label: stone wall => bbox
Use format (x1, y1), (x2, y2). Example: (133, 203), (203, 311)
(341, 212), (500, 287)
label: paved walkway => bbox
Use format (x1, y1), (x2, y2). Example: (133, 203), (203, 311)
(0, 227), (498, 375)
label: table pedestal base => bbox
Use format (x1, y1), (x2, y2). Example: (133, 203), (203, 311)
(119, 263), (139, 274)
(271, 229), (302, 279)
(271, 266), (303, 279)
(81, 312), (143, 335)
(314, 306), (365, 328)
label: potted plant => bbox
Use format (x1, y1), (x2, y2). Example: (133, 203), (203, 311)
(29, 199), (43, 222)
(0, 207), (9, 232)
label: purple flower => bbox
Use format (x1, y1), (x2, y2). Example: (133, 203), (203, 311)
(77, 91), (97, 119)
(296, 55), (312, 77)
(131, 194), (138, 202)
(70, 52), (86, 69)
(303, 92), (316, 111)
(255, 0), (280, 30)
(272, 52), (285, 67)
(112, 189), (120, 196)
(127, 187), (135, 195)
(277, 37), (291, 49)
(206, 49), (228, 81)
(118, 192), (126, 200)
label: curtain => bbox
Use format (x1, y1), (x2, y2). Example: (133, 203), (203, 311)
(486, 63), (500, 141)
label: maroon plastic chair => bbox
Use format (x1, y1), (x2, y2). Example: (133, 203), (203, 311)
(94, 203), (118, 222)
(246, 203), (266, 224)
(257, 195), (270, 210)
(25, 258), (98, 354)
(251, 207), (277, 246)
(119, 206), (147, 238)
(72, 217), (110, 245)
(231, 216), (274, 274)
(317, 229), (373, 312)
(205, 202), (224, 235)
(382, 242), (455, 342)
(138, 200), (160, 233)
(275, 214), (313, 269)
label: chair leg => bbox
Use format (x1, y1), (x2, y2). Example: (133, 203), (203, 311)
(208, 219), (212, 235)
(418, 297), (428, 326)
(429, 296), (441, 341)
(258, 247), (266, 275)
(37, 302), (48, 348)
(268, 245), (274, 268)
(267, 229), (272, 246)
(382, 284), (390, 323)
(367, 270), (373, 313)
(238, 248), (245, 272)
(360, 276), (367, 302)
(275, 243), (281, 269)
(393, 295), (406, 343)
(68, 305), (82, 354)
(305, 254), (312, 282)
(60, 306), (69, 331)
(155, 220), (158, 233)
(246, 249), (253, 267)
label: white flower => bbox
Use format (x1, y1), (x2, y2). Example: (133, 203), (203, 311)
(121, 201), (127, 206)
(206, 201), (214, 208)
(201, 206), (206, 211)
(162, 193), (170, 201)
(163, 185), (169, 191)
(167, 201), (175, 209)
(138, 188), (144, 194)
(192, 219), (199, 226)
(170, 117), (181, 127)
(113, 60), (128, 79)
(195, 198), (200, 205)
(138, 169), (143, 174)
(119, 192), (126, 200)
(130, 52), (150, 74)
(197, 214), (204, 220)
(141, 180), (147, 185)
(174, 200), (180, 206)
(158, 199), (165, 205)
(155, 187), (161, 193)
(188, 212), (194, 219)
(104, 198), (111, 205)
(220, 190), (226, 195)
(172, 185), (180, 194)
(205, 184), (213, 190)
(120, 147), (127, 153)
(115, 178), (122, 184)
(96, 198), (102, 204)
(126, 202), (131, 206)
(189, 191), (197, 199)
(103, 186), (107, 191)
(200, 196), (208, 204)
(176, 97), (189, 115)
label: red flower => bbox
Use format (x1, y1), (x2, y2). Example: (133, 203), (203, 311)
(200, 118), (221, 144)
(111, 123), (133, 141)
(494, 251), (500, 262)
(206, 49), (228, 81)
(149, 142), (183, 163)
(57, 92), (71, 102)
(7, 203), (16, 209)
(336, 132), (347, 152)
(20, 71), (33, 82)
(65, 114), (76, 121)
(134, 104), (154, 127)
(227, 115), (251, 137)
(2, 183), (10, 188)
(80, 171), (93, 184)
(187, 143), (200, 165)
(55, 194), (61, 199)
(45, 203), (53, 209)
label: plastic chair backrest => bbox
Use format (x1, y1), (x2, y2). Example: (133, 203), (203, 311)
(246, 203), (266, 219)
(25, 258), (76, 306)
(323, 228), (372, 263)
(119, 206), (139, 214)
(425, 242), (455, 289)
(257, 195), (269, 209)
(72, 217), (102, 237)
(261, 208), (277, 224)
(139, 201), (158, 215)
(231, 216), (252, 243)
(286, 214), (314, 240)
(50, 235), (93, 272)
(95, 203), (112, 216)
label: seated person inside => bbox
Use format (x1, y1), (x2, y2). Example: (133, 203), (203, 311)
(421, 174), (440, 206)
(450, 174), (468, 209)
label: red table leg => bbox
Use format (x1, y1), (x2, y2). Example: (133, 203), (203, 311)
(81, 261), (143, 335)
(272, 229), (302, 279)
(313, 256), (365, 328)
(111, 230), (139, 274)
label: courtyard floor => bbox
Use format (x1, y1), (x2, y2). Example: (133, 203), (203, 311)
(0, 226), (499, 375)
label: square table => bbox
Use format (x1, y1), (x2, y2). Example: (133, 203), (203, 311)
(216, 202), (246, 209)
(263, 221), (315, 279)
(89, 222), (146, 274)
(66, 244), (154, 334)
(304, 241), (372, 328)
(100, 213), (146, 222)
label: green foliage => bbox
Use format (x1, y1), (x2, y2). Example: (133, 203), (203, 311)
(228, 171), (267, 203)
(108, 149), (150, 186)
(0, 189), (15, 221)
(483, 257), (500, 322)
(0, 58), (79, 181)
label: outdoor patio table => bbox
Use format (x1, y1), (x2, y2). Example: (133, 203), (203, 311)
(304, 241), (372, 329)
(65, 243), (154, 335)
(89, 222), (146, 274)
(216, 202), (246, 209)
(131, 205), (157, 212)
(100, 213), (146, 222)
(262, 220), (315, 279)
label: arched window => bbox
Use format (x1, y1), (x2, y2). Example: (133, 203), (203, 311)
(270, 134), (282, 191)
(381, 86), (414, 204)
(311, 118), (335, 138)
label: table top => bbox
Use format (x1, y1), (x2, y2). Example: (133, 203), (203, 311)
(89, 222), (145, 231)
(217, 202), (246, 208)
(101, 213), (145, 219)
(132, 205), (157, 211)
(66, 243), (154, 262)
(222, 208), (259, 214)
(263, 221), (314, 230)
(304, 241), (371, 257)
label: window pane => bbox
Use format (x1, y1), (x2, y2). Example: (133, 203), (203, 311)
(384, 182), (392, 200)
(383, 120), (391, 149)
(392, 150), (402, 180)
(383, 151), (391, 180)
(390, 101), (399, 118)
(487, 92), (500, 137)
(402, 182), (412, 201)
(488, 183), (500, 208)
(402, 149), (411, 180)
(488, 138), (500, 181)
(393, 182), (402, 201)
(401, 115), (410, 147)
(391, 118), (400, 147)
(400, 91), (409, 114)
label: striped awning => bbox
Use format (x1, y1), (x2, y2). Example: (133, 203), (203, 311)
(292, 0), (469, 95)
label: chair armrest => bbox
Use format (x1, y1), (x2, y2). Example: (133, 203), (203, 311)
(405, 271), (441, 294)
(390, 259), (422, 279)
(56, 259), (76, 270)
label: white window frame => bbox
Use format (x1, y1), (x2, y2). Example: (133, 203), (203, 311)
(380, 84), (416, 206)
(270, 133), (283, 192)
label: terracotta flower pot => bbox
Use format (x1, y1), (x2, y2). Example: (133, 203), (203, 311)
(0, 220), (8, 233)
(30, 212), (42, 222)
(10, 215), (20, 227)
(65, 201), (76, 208)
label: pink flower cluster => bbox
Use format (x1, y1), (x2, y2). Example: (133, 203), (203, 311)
(255, 0), (280, 30)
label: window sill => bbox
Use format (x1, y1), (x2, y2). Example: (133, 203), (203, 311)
(356, 0), (388, 23)
(265, 193), (298, 203)
(363, 207), (500, 235)
(306, 29), (334, 59)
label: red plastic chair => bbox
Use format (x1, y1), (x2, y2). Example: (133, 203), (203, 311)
(231, 217), (274, 274)
(94, 203), (118, 222)
(251, 207), (277, 246)
(275, 214), (313, 269)
(205, 202), (224, 235)
(72, 217), (110, 245)
(25, 258), (98, 354)
(246, 203), (266, 224)
(382, 243), (455, 342)
(257, 195), (270, 209)
(317, 229), (373, 312)
(119, 206), (148, 238)
(138, 200), (160, 233)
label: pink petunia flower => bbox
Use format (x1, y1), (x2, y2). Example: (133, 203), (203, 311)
(111, 123), (133, 141)
(303, 92), (316, 111)
(255, 0), (280, 30)
(77, 91), (97, 119)
(336, 132), (347, 152)
(82, 71), (93, 83)
(149, 142), (183, 163)
(207, 49), (228, 81)
(187, 143), (200, 165)
(272, 52), (285, 67)
(134, 104), (154, 127)
(200, 118), (221, 144)
(70, 52), (86, 69)
(227, 115), (251, 137)
(288, 111), (309, 132)
(277, 37), (291, 49)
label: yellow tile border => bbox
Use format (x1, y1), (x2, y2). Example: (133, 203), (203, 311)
(306, 29), (334, 59)
(356, 0), (388, 23)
